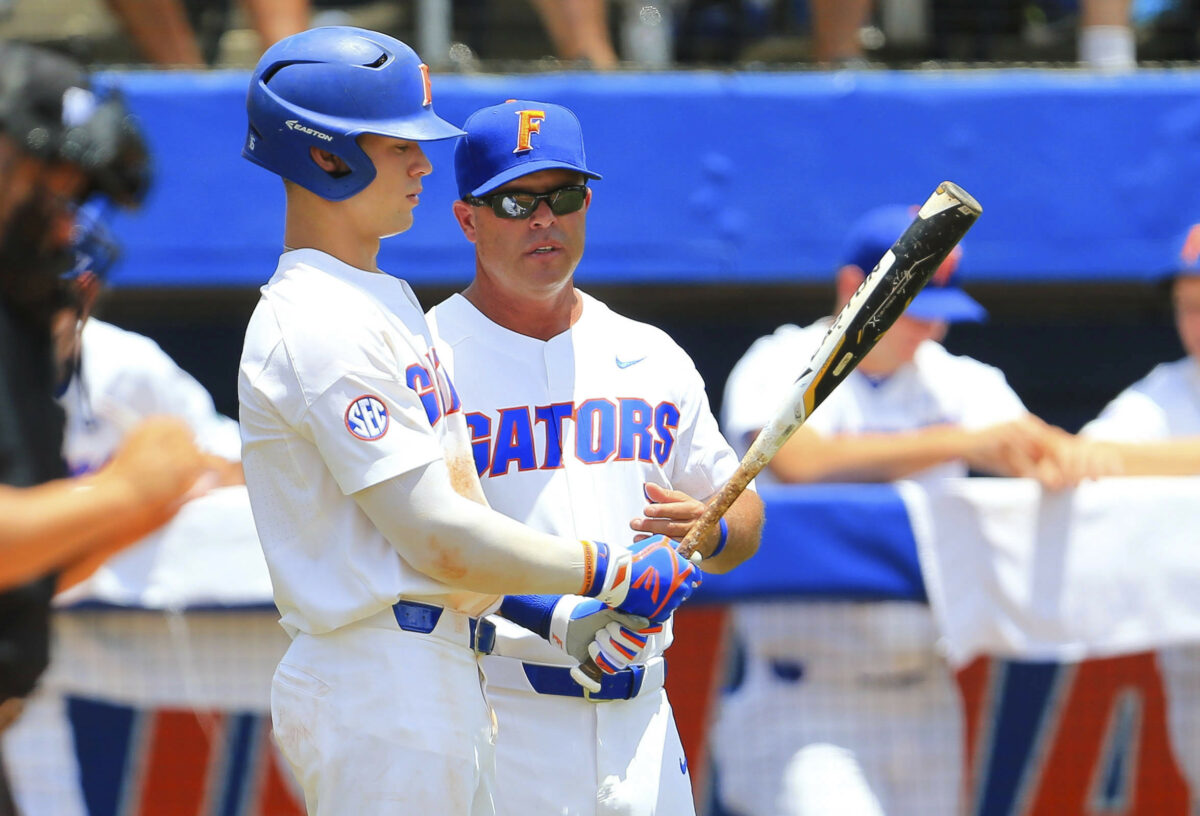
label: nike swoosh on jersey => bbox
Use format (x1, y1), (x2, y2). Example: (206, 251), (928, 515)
(679, 756), (688, 775)
(615, 355), (647, 369)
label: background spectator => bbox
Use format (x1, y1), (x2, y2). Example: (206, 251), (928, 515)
(712, 204), (1105, 816)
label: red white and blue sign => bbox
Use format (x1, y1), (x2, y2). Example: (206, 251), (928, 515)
(345, 395), (389, 441)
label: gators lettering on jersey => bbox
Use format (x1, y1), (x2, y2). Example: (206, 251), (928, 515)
(428, 290), (741, 666)
(405, 348), (463, 428)
(465, 398), (680, 476)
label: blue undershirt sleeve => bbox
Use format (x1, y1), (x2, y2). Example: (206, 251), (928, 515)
(497, 594), (560, 639)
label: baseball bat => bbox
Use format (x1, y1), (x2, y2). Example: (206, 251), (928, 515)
(576, 180), (983, 688)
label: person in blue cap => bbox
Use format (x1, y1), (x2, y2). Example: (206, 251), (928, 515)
(427, 99), (763, 815)
(236, 31), (702, 815)
(714, 204), (1090, 816)
(1079, 223), (1200, 811)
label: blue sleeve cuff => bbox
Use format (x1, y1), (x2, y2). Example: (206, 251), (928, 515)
(498, 594), (560, 640)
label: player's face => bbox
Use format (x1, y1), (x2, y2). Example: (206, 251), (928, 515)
(1173, 276), (1200, 361)
(457, 168), (590, 298)
(348, 134), (432, 238)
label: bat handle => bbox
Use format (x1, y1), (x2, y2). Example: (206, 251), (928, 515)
(574, 466), (761, 690)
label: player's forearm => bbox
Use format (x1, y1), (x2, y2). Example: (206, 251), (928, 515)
(767, 426), (968, 484)
(698, 489), (763, 574)
(0, 473), (172, 592)
(355, 460), (593, 596)
(1093, 438), (1200, 476)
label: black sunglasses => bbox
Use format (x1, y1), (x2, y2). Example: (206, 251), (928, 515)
(464, 185), (588, 219)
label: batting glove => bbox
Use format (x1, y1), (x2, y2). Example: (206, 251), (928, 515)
(582, 534), (702, 623)
(589, 620), (662, 675)
(548, 596), (649, 666)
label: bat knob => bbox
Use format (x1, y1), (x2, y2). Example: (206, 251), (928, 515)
(572, 660), (603, 693)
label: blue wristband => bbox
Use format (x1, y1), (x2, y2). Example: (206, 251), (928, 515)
(712, 518), (729, 558)
(498, 595), (559, 639)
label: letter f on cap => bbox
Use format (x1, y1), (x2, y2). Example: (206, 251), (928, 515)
(513, 109), (546, 153)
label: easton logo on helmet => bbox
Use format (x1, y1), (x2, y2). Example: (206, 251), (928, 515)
(284, 120), (334, 142)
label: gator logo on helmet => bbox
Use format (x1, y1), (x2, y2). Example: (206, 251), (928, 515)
(284, 120), (333, 142)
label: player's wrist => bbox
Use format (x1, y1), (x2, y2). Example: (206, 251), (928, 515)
(580, 540), (632, 606)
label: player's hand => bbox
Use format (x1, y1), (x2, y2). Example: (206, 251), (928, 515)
(962, 416), (1064, 486)
(586, 534), (702, 623)
(1051, 434), (1123, 484)
(548, 596), (649, 665)
(103, 417), (216, 518)
(588, 620), (660, 675)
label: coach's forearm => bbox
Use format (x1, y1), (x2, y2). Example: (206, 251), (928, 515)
(355, 460), (592, 595)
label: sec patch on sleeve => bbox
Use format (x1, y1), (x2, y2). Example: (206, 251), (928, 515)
(345, 395), (390, 440)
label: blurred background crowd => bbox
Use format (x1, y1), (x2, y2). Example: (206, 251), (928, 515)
(4, 0), (1200, 72)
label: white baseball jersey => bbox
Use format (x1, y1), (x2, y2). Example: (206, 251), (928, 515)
(1079, 357), (1200, 441)
(429, 291), (740, 816)
(715, 318), (1027, 816)
(1079, 354), (1200, 805)
(59, 318), (242, 474)
(429, 291), (740, 664)
(238, 249), (496, 638)
(722, 319), (1028, 485)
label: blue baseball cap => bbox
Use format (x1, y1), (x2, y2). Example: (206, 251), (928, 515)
(842, 204), (986, 323)
(454, 100), (602, 198)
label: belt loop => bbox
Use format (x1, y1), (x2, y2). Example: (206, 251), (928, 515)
(470, 617), (496, 655)
(392, 600), (442, 634)
(626, 663), (646, 699)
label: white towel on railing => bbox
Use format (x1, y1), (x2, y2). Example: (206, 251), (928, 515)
(901, 476), (1200, 669)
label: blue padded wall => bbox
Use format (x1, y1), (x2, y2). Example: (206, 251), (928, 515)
(100, 69), (1200, 289)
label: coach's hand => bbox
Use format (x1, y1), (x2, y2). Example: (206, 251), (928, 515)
(584, 534), (702, 623)
(549, 596), (649, 665)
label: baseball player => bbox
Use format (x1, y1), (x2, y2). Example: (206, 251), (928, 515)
(426, 99), (763, 816)
(1, 211), (243, 816)
(715, 205), (1083, 816)
(0, 41), (213, 814)
(51, 210), (243, 482)
(1078, 224), (1200, 809)
(237, 29), (702, 815)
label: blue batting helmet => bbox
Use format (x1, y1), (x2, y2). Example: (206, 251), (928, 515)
(242, 26), (466, 201)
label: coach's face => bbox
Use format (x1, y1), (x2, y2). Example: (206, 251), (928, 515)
(1174, 275), (1200, 361)
(453, 168), (590, 299)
